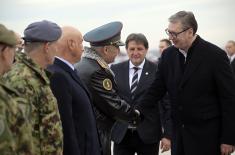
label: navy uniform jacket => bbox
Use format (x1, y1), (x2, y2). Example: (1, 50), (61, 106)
(75, 47), (138, 130)
(110, 59), (162, 144)
(137, 36), (235, 155)
(47, 58), (101, 155)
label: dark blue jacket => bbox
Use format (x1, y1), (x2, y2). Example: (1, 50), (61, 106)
(47, 58), (101, 155)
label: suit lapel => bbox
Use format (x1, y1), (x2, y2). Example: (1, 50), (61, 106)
(134, 60), (150, 96)
(179, 37), (204, 88)
(117, 61), (131, 96)
(54, 58), (92, 99)
(121, 61), (131, 96)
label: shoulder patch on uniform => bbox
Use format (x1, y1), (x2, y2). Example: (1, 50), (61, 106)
(103, 78), (112, 90)
(97, 59), (108, 69)
(0, 118), (5, 136)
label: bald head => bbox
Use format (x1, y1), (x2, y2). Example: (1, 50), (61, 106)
(56, 26), (84, 64)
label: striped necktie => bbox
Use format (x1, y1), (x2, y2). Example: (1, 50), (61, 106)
(130, 67), (139, 95)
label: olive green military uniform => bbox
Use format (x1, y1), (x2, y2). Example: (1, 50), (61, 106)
(3, 52), (63, 155)
(0, 80), (34, 155)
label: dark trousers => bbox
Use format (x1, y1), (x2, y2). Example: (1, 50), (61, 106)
(113, 130), (159, 155)
(98, 127), (112, 155)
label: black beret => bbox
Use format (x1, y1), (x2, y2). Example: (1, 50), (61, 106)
(0, 24), (17, 46)
(84, 21), (125, 47)
(23, 20), (62, 42)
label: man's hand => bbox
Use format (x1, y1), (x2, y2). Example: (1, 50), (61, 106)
(221, 144), (235, 155)
(160, 137), (171, 153)
(129, 109), (141, 127)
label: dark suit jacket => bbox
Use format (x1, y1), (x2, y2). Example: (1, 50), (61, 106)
(138, 36), (235, 155)
(231, 59), (235, 74)
(111, 59), (161, 144)
(47, 58), (101, 155)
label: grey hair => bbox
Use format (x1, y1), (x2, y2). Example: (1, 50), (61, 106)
(227, 40), (235, 46)
(24, 42), (44, 53)
(169, 11), (198, 35)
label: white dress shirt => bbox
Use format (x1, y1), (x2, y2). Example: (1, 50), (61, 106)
(129, 59), (145, 89)
(55, 56), (75, 70)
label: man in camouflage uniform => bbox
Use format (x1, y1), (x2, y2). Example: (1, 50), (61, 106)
(0, 24), (33, 154)
(3, 20), (63, 155)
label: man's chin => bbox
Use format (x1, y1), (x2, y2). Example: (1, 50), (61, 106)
(131, 60), (142, 66)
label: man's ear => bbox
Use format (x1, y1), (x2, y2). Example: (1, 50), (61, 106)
(68, 39), (75, 51)
(189, 28), (194, 36)
(0, 48), (6, 60)
(0, 46), (10, 60)
(103, 45), (109, 55)
(43, 42), (50, 53)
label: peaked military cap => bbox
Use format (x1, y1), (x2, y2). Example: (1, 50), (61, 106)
(23, 20), (62, 42)
(0, 24), (17, 46)
(84, 21), (125, 47)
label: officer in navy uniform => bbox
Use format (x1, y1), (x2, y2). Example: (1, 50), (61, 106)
(75, 21), (140, 155)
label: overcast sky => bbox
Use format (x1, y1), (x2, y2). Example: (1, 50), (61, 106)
(1, 0), (235, 50)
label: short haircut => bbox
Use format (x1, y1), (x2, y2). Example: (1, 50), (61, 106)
(169, 11), (198, 35)
(24, 42), (44, 53)
(160, 39), (172, 46)
(125, 33), (149, 49)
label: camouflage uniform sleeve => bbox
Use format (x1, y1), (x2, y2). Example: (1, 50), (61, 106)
(38, 85), (63, 155)
(3, 68), (63, 155)
(3, 70), (38, 154)
(13, 97), (34, 155)
(0, 97), (16, 155)
(0, 84), (34, 155)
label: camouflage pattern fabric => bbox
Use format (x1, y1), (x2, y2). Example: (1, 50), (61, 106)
(3, 52), (63, 155)
(0, 80), (34, 155)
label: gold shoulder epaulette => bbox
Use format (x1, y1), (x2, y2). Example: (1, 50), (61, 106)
(97, 58), (108, 69)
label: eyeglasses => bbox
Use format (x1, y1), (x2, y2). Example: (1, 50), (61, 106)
(165, 27), (190, 38)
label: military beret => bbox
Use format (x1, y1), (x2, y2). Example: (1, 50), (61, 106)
(84, 21), (125, 47)
(23, 20), (62, 42)
(0, 24), (17, 46)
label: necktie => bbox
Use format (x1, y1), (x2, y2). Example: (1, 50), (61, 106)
(130, 67), (139, 95)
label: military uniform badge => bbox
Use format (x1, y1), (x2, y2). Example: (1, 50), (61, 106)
(103, 78), (112, 90)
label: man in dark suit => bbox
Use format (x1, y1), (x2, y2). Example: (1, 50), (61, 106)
(225, 40), (235, 73)
(111, 33), (170, 155)
(137, 11), (235, 155)
(47, 26), (101, 155)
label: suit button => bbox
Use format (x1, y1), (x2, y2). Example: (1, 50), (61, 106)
(182, 124), (184, 128)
